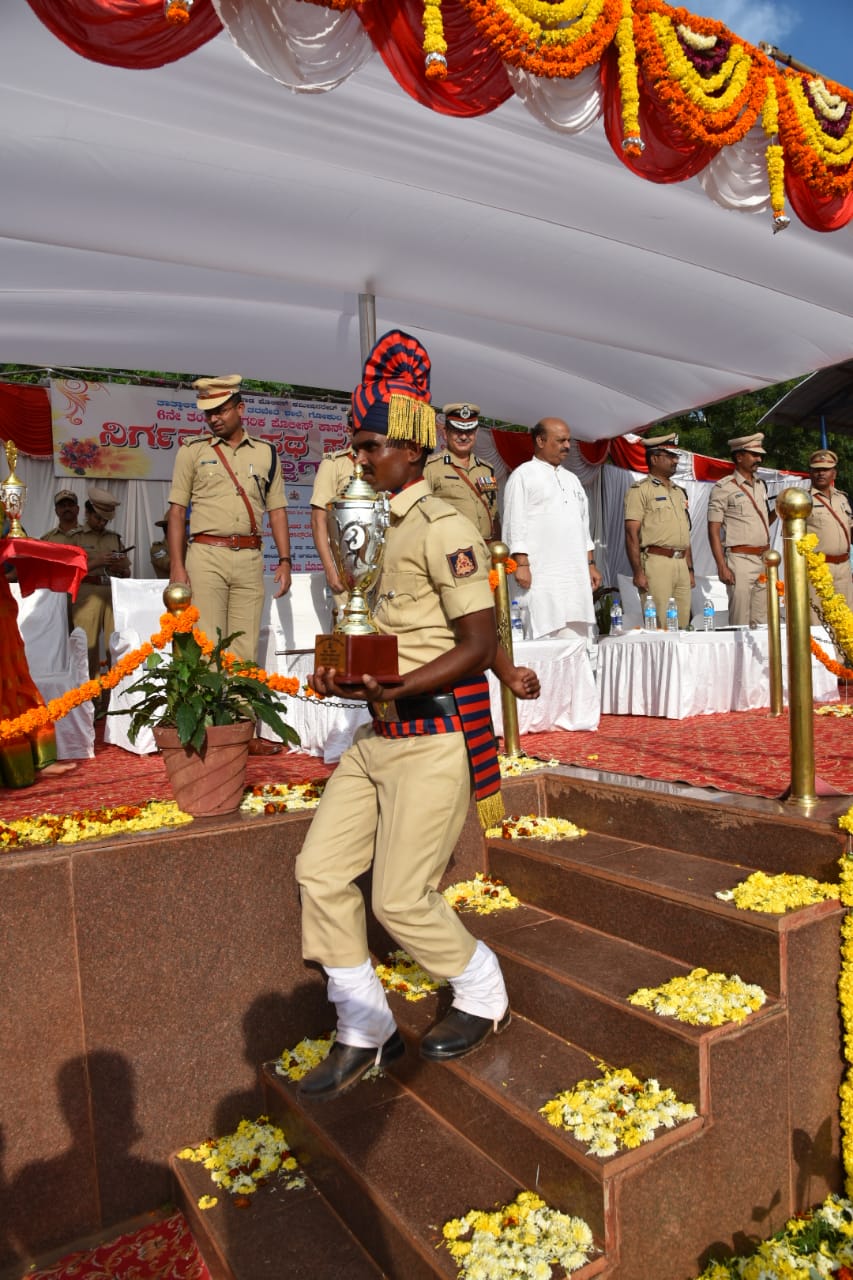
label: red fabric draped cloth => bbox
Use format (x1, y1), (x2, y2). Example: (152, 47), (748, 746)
(0, 538), (88, 599)
(25, 0), (222, 68)
(0, 385), (53, 457)
(358, 0), (513, 116)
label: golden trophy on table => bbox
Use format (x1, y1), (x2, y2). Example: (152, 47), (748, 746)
(314, 465), (401, 688)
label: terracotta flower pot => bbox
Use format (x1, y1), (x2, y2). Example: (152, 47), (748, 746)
(153, 721), (254, 816)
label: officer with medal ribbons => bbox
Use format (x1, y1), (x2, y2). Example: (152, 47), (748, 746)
(424, 402), (500, 542)
(294, 330), (510, 1102)
(624, 433), (695, 629)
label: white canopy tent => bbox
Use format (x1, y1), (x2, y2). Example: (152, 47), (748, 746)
(3, 3), (853, 440)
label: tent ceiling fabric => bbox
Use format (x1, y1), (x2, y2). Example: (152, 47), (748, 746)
(759, 359), (853, 435)
(4, 6), (853, 440)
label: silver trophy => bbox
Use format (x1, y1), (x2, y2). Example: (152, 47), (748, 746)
(314, 464), (401, 686)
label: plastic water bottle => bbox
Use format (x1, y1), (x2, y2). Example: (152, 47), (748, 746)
(666, 596), (678, 633)
(609, 598), (624, 636)
(703, 600), (715, 632)
(510, 599), (524, 640)
(643, 598), (657, 631)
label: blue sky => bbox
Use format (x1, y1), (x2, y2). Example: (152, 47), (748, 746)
(694, 1), (853, 90)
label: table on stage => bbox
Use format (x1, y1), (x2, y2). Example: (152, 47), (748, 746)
(597, 627), (839, 720)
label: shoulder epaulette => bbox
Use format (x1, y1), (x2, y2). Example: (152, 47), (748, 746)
(417, 494), (456, 522)
(183, 434), (212, 447)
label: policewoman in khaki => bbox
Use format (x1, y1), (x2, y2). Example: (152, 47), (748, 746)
(807, 448), (853, 616)
(69, 487), (130, 680)
(624, 433), (694, 628)
(167, 374), (291, 668)
(294, 331), (509, 1104)
(707, 432), (775, 626)
(424, 402), (500, 542)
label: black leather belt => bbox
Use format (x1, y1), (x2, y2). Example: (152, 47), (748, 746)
(373, 692), (458, 721)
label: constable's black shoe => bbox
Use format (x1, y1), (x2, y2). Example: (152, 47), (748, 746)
(420, 1007), (511, 1061)
(248, 738), (282, 756)
(296, 1031), (404, 1102)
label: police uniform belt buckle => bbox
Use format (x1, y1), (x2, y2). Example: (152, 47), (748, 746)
(644, 546), (684, 559)
(728, 544), (769, 555)
(825, 551), (849, 564)
(390, 692), (458, 721)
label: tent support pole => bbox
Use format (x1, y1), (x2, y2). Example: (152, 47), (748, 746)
(358, 294), (376, 368)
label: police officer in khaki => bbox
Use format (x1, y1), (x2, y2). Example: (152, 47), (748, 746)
(41, 489), (84, 545)
(424, 403), (500, 542)
(166, 375), (292, 755)
(150, 514), (171, 579)
(310, 425), (355, 605)
(806, 448), (853, 616)
(624, 433), (694, 628)
(68, 486), (131, 683)
(707, 432), (776, 626)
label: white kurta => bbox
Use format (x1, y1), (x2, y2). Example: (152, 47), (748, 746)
(502, 457), (595, 638)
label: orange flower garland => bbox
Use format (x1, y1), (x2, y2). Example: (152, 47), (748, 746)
(488, 557), (517, 591)
(459, 0), (621, 80)
(775, 68), (853, 198)
(811, 636), (853, 682)
(0, 606), (300, 745)
(423, 0), (448, 79)
(632, 0), (772, 149)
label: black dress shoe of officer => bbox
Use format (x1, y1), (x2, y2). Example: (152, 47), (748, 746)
(296, 1031), (404, 1102)
(420, 1007), (511, 1061)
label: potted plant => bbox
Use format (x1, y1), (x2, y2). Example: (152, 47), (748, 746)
(124, 621), (299, 817)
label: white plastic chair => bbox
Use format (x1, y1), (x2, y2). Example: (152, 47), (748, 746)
(11, 585), (95, 759)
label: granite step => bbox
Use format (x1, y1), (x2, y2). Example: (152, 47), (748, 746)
(262, 1053), (610, 1280)
(172, 1148), (383, 1280)
(484, 830), (841, 996)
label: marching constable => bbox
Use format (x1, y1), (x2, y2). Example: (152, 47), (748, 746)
(624, 433), (694, 629)
(424, 402), (500, 542)
(807, 448), (853, 616)
(295, 330), (510, 1103)
(707, 432), (776, 626)
(166, 374), (292, 755)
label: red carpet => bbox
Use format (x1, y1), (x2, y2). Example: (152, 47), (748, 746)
(2, 707), (852, 823)
(522, 706), (853, 799)
(28, 1211), (210, 1280)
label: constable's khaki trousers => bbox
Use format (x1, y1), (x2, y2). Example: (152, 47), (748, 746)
(186, 544), (264, 661)
(296, 728), (478, 979)
(641, 553), (692, 629)
(725, 552), (767, 626)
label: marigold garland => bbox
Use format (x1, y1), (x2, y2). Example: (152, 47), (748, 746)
(459, 0), (621, 80)
(615, 0), (642, 153)
(540, 1065), (697, 1156)
(0, 605), (300, 745)
(485, 813), (587, 840)
(837, 844), (853, 1197)
(176, 1117), (304, 1199)
(443, 870), (520, 914)
(776, 68), (853, 198)
(797, 532), (853, 668)
(488, 557), (517, 591)
(0, 800), (191, 850)
(423, 0), (448, 79)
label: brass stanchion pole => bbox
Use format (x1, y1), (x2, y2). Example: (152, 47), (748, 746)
(491, 541), (521, 757)
(777, 487), (816, 805)
(763, 549), (783, 717)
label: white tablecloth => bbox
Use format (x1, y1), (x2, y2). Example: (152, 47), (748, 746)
(598, 627), (839, 719)
(487, 638), (600, 735)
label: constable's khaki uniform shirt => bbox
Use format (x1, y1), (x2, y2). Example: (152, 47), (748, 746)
(373, 480), (493, 673)
(41, 524), (84, 545)
(168, 432), (286, 535)
(624, 476), (690, 549)
(807, 486), (852, 558)
(424, 452), (499, 542)
(310, 449), (355, 508)
(706, 474), (771, 549)
(68, 527), (125, 582)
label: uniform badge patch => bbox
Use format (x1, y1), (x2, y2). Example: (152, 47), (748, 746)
(447, 547), (478, 578)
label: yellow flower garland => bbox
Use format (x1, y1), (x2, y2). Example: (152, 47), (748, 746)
(615, 0), (642, 153)
(628, 966), (766, 1026)
(423, 0), (448, 79)
(177, 1117), (304, 1199)
(442, 1190), (595, 1275)
(837, 843), (853, 1196)
(540, 1065), (696, 1156)
(797, 533), (853, 667)
(443, 870), (520, 914)
(716, 870), (840, 914)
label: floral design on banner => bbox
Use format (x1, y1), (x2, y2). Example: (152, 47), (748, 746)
(628, 967), (766, 1026)
(716, 870), (840, 914)
(442, 1189), (596, 1276)
(540, 1065), (696, 1156)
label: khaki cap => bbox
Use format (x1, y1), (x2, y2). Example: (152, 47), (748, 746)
(728, 432), (766, 455)
(443, 402), (480, 430)
(87, 485), (120, 518)
(54, 489), (77, 505)
(809, 449), (838, 469)
(193, 374), (243, 411)
(643, 432), (679, 453)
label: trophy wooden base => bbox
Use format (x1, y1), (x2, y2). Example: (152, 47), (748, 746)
(314, 632), (402, 688)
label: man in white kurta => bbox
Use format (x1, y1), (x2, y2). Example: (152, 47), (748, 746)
(503, 418), (601, 639)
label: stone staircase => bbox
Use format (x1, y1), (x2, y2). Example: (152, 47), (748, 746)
(172, 771), (848, 1280)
